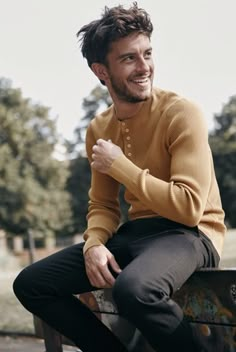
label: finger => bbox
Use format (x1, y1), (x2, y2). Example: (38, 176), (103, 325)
(101, 265), (116, 286)
(93, 271), (113, 288)
(87, 269), (107, 288)
(108, 255), (122, 274)
(92, 145), (99, 152)
(96, 139), (104, 145)
(91, 161), (103, 171)
(91, 153), (100, 161)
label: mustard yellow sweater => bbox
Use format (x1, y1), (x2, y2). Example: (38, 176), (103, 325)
(83, 88), (226, 256)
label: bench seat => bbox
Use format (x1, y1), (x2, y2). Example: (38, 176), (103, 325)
(34, 268), (236, 352)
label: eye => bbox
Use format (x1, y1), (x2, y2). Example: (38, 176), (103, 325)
(145, 50), (152, 59)
(124, 55), (135, 62)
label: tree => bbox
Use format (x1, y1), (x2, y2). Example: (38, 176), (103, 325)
(209, 95), (236, 228)
(0, 78), (72, 238)
(67, 85), (112, 156)
(66, 157), (91, 233)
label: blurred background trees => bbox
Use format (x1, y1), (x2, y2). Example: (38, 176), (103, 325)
(64, 86), (112, 235)
(209, 95), (236, 228)
(0, 78), (72, 241)
(0, 76), (235, 243)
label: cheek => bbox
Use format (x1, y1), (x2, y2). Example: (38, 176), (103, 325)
(149, 60), (155, 71)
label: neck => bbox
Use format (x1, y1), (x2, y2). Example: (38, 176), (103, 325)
(114, 101), (144, 121)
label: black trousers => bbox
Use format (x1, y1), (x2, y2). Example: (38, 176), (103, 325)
(13, 217), (219, 352)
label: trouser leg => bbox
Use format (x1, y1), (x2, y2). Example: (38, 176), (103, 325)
(13, 243), (128, 352)
(13, 217), (219, 352)
(112, 228), (212, 352)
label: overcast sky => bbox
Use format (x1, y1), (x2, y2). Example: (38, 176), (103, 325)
(1, 0), (236, 140)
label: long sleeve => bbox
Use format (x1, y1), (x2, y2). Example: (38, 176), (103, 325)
(83, 124), (121, 253)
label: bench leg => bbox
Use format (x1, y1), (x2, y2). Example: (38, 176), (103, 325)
(42, 321), (63, 352)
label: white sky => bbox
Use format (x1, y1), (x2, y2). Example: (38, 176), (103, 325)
(1, 0), (236, 141)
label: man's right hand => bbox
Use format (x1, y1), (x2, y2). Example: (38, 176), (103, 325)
(84, 245), (122, 288)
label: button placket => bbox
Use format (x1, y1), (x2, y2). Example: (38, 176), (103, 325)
(120, 120), (132, 158)
(125, 125), (132, 158)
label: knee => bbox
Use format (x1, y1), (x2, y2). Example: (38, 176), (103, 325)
(112, 271), (170, 320)
(13, 268), (28, 299)
(112, 272), (149, 316)
(13, 266), (38, 311)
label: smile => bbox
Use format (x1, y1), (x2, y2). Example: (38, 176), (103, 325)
(132, 77), (150, 85)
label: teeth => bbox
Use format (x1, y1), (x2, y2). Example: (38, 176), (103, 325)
(133, 78), (148, 83)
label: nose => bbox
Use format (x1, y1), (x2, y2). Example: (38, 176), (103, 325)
(136, 56), (149, 73)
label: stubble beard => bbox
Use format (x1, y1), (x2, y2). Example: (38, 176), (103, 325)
(110, 75), (153, 103)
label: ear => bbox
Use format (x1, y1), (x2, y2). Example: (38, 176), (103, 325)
(91, 63), (109, 82)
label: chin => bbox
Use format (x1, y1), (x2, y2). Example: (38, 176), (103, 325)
(128, 95), (150, 103)
(138, 88), (152, 100)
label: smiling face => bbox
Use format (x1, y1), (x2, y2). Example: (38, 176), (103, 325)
(92, 32), (154, 105)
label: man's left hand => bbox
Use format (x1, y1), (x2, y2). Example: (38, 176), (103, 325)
(91, 139), (123, 173)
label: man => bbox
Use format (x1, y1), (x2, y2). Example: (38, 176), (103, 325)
(13, 3), (226, 352)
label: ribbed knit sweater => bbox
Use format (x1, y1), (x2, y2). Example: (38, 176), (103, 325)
(83, 88), (226, 256)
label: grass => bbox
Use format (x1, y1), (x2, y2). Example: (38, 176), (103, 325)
(0, 272), (35, 335)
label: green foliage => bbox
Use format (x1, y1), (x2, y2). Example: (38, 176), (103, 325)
(0, 78), (72, 237)
(209, 96), (236, 228)
(67, 85), (112, 156)
(66, 157), (91, 233)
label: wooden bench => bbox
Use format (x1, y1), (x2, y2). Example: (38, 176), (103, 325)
(34, 268), (236, 352)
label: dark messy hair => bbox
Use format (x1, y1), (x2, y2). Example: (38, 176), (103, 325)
(77, 2), (153, 68)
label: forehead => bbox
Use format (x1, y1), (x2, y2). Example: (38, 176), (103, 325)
(108, 32), (151, 56)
